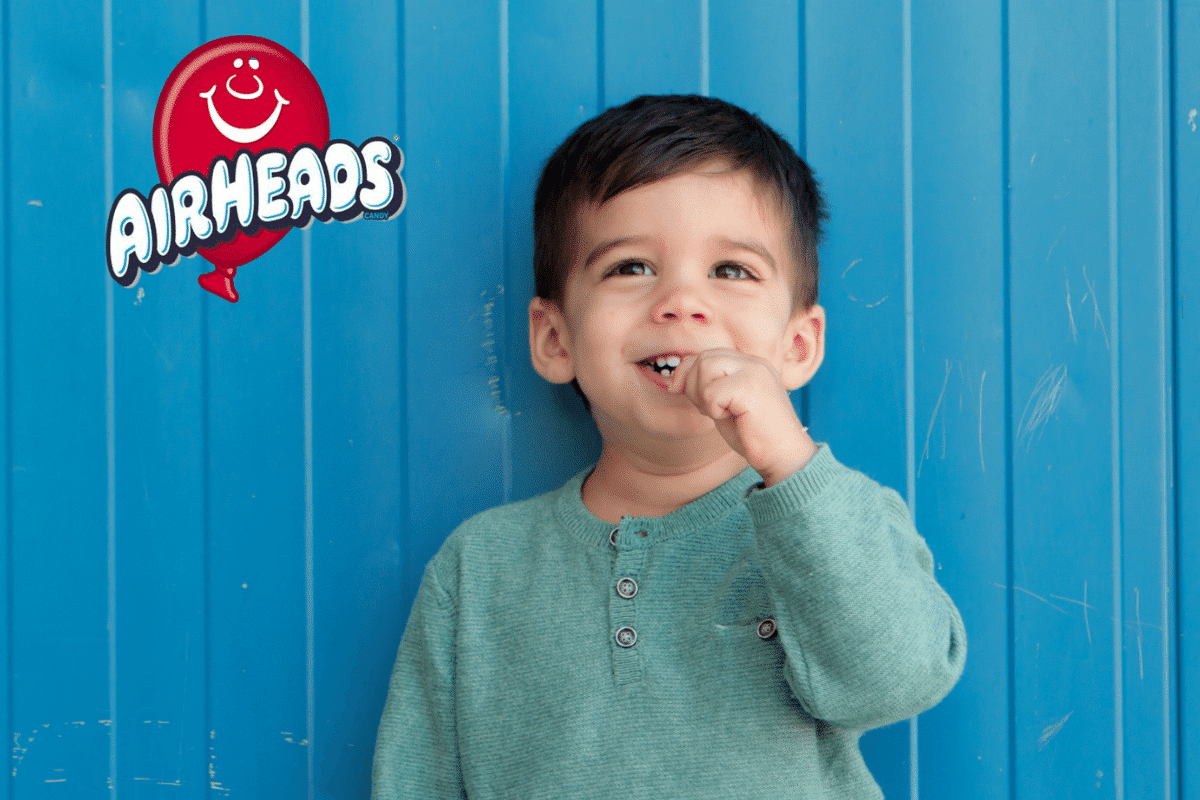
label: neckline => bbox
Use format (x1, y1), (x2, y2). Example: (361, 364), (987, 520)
(554, 465), (762, 549)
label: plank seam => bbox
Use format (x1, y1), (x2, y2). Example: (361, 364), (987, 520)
(1161, 0), (1181, 797)
(1107, 0), (1125, 796)
(499, 0), (512, 506)
(300, 4), (315, 800)
(901, 0), (917, 794)
(103, 0), (118, 795)
(0, 0), (9, 790)
(1000, 0), (1018, 795)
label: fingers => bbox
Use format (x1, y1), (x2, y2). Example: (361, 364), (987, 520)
(667, 349), (781, 420)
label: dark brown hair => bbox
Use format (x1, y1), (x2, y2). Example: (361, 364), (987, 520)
(533, 94), (828, 309)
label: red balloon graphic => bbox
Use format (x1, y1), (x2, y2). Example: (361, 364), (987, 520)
(153, 36), (330, 302)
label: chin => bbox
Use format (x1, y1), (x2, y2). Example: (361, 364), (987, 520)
(639, 409), (718, 440)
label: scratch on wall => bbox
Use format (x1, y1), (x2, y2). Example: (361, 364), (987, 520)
(990, 582), (1068, 614)
(1016, 364), (1068, 452)
(1037, 712), (1073, 750)
(1190, 108), (1197, 132)
(918, 360), (951, 478)
(1134, 587), (1145, 680)
(1045, 226), (1065, 261)
(977, 370), (986, 473)
(1049, 580), (1093, 644)
(840, 258), (888, 307)
(1080, 265), (1110, 349)
(1065, 278), (1077, 341)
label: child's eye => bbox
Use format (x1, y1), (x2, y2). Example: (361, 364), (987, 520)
(606, 260), (654, 277)
(711, 263), (756, 280)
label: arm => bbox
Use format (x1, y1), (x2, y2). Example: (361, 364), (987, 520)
(670, 348), (965, 729)
(746, 445), (966, 729)
(372, 563), (466, 800)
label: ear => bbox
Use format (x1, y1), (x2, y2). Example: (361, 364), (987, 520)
(529, 297), (576, 384)
(779, 304), (825, 391)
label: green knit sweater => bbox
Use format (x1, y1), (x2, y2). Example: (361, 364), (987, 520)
(372, 446), (966, 799)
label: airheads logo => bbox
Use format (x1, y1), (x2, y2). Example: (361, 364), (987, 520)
(106, 35), (405, 303)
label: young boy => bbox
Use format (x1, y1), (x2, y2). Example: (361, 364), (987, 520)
(372, 95), (965, 799)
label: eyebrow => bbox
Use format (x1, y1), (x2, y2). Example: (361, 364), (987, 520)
(582, 236), (649, 269)
(715, 236), (777, 272)
(581, 235), (780, 272)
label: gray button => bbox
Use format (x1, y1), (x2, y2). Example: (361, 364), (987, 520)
(614, 626), (637, 648)
(615, 577), (638, 599)
(609, 528), (619, 546)
(757, 618), (777, 640)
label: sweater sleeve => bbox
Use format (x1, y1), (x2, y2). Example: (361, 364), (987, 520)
(745, 445), (967, 730)
(372, 562), (466, 800)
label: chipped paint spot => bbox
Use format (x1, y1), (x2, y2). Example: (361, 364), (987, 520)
(480, 286), (508, 416)
(1190, 108), (1197, 132)
(27, 200), (42, 207)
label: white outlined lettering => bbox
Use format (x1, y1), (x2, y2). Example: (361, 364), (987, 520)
(106, 138), (405, 288)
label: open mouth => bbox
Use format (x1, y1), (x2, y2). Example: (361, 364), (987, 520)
(638, 354), (682, 378)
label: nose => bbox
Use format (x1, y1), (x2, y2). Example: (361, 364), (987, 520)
(650, 279), (709, 325)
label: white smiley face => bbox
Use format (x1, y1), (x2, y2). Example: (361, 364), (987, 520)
(199, 56), (290, 144)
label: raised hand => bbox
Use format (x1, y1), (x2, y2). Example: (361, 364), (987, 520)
(667, 348), (817, 486)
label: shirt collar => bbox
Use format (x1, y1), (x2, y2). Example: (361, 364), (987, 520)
(554, 465), (763, 549)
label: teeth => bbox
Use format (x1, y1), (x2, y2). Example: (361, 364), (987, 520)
(655, 357), (667, 368)
(665, 355), (681, 368)
(660, 368), (671, 377)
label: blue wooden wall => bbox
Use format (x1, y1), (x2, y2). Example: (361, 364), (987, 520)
(0, 1), (1193, 797)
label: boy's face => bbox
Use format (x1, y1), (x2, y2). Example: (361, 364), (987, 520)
(530, 163), (824, 447)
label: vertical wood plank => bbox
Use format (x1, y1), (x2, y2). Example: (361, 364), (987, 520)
(1007, 2), (1117, 795)
(708, 0), (801, 145)
(0, 0), (9, 794)
(401, 1), (507, 607)
(1173, 0), (1199, 797)
(307, 0), (403, 796)
(201, 4), (309, 797)
(603, 0), (703, 106)
(805, 1), (911, 795)
(109, 1), (209, 795)
(506, 0), (602, 505)
(908, 1), (1008, 796)
(7, 1), (111, 793)
(1114, 3), (1176, 799)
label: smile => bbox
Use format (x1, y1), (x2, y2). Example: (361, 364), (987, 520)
(199, 83), (290, 144)
(638, 354), (683, 377)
